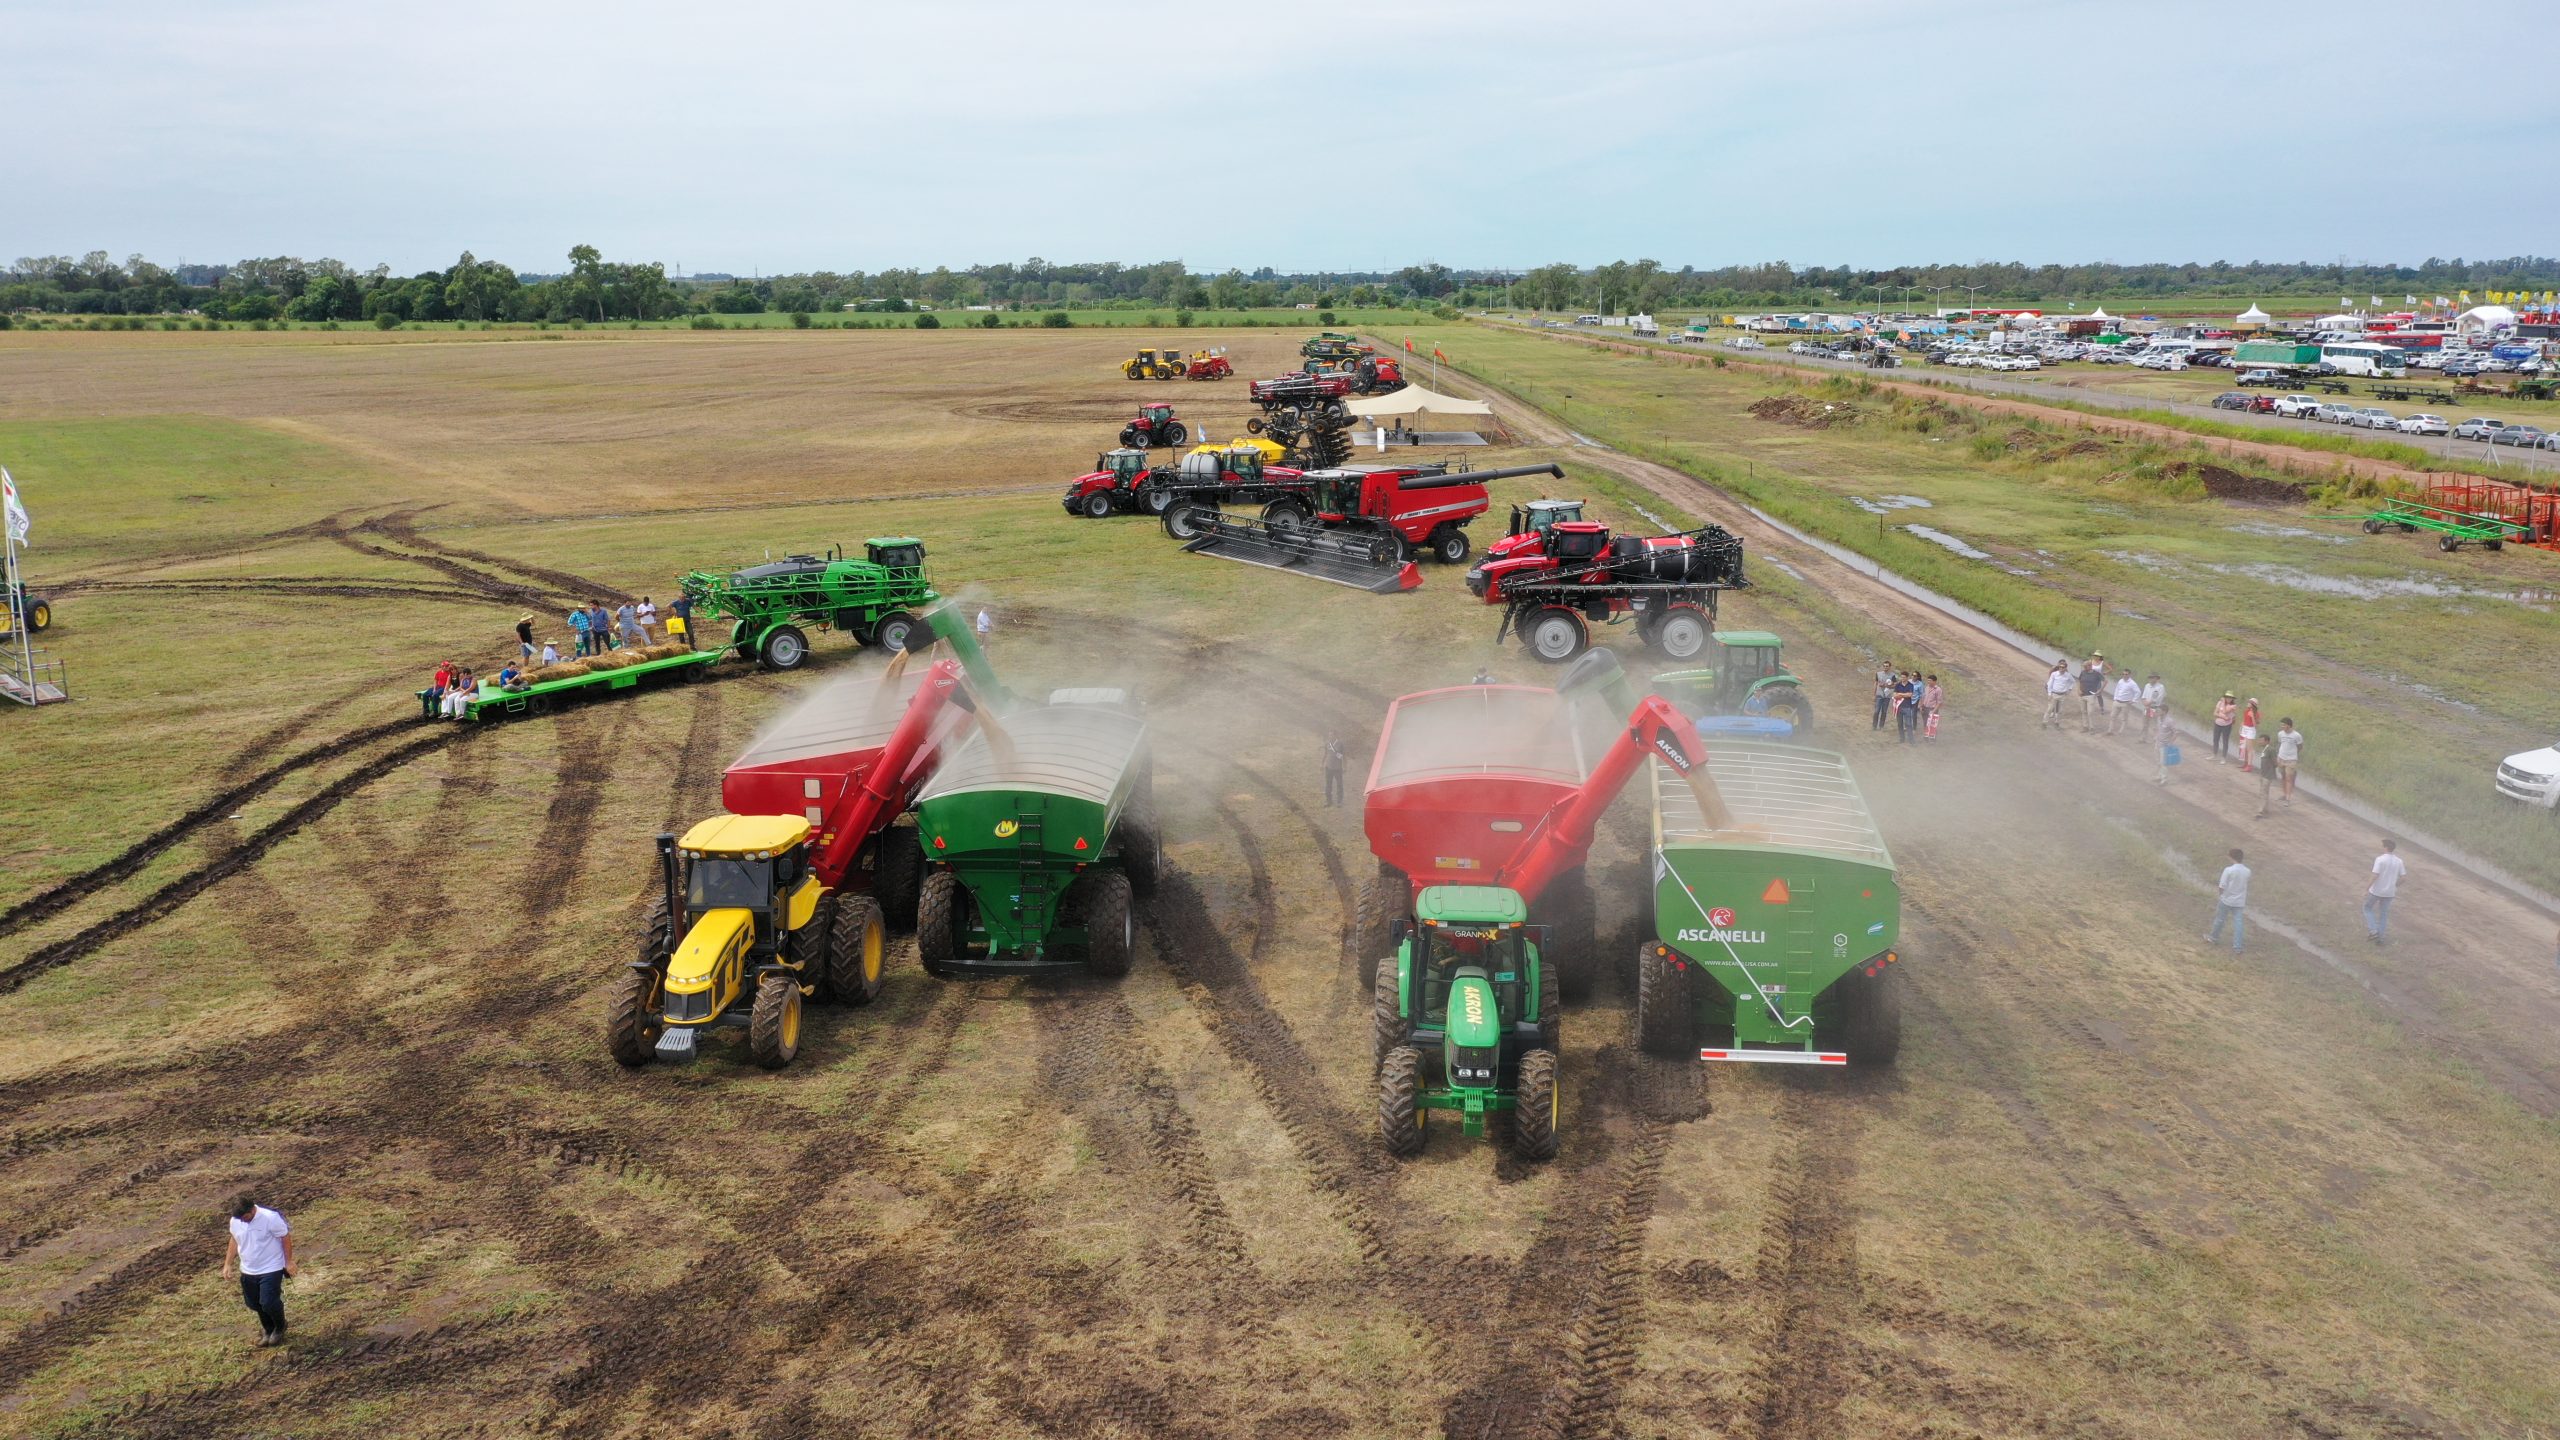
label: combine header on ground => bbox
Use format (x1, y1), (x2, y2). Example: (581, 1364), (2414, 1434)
(1469, 516), (1749, 662)
(1172, 462), (1564, 592)
(681, 538), (938, 670)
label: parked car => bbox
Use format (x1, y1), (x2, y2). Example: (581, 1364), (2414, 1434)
(2540, 433), (2560, 451)
(1726, 336), (1765, 350)
(2495, 737), (2560, 809)
(2443, 359), (2486, 377)
(2489, 425), (2547, 447)
(2397, 413), (2451, 436)
(2248, 395), (2279, 412)
(2355, 407), (2400, 429)
(2134, 352), (2188, 371)
(2451, 417), (2508, 440)
(2235, 368), (2291, 387)
(2188, 352), (2231, 368)
(2273, 395), (2325, 418)
(2210, 391), (2253, 410)
(2314, 403), (2361, 424)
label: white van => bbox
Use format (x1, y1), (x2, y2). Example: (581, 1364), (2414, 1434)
(2496, 739), (2560, 808)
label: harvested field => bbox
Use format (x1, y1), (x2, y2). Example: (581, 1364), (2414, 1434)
(2, 326), (2557, 1440)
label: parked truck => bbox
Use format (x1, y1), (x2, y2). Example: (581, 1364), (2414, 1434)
(2232, 340), (2323, 370)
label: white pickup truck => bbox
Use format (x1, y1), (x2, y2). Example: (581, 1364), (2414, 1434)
(2496, 740), (2560, 809)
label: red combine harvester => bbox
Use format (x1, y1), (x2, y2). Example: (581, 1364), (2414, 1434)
(1355, 653), (1721, 998)
(1468, 516), (1750, 662)
(1176, 462), (1564, 592)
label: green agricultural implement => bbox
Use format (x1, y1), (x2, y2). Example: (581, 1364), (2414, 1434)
(447, 645), (722, 721)
(1372, 885), (1561, 1160)
(2359, 497), (2530, 552)
(1635, 740), (1903, 1067)
(1301, 331), (1369, 362)
(911, 691), (1159, 977)
(1648, 630), (1815, 732)
(680, 538), (939, 671)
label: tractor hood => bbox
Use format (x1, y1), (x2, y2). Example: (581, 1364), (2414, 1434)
(668, 907), (754, 991)
(1443, 971), (1504, 1048)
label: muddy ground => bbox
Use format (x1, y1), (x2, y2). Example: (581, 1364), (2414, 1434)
(2, 329), (2556, 1439)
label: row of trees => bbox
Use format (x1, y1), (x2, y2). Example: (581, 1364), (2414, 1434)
(7, 250), (2556, 321)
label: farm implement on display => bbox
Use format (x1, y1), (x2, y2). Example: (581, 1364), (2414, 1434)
(1121, 348), (1191, 381)
(1120, 402), (1190, 449)
(680, 538), (938, 670)
(1359, 652), (1722, 1158)
(1066, 442), (1307, 521)
(913, 689), (1159, 978)
(1246, 372), (1354, 429)
(1174, 462), (1565, 592)
(1182, 348), (1234, 380)
(1306, 353), (1406, 395)
(2366, 477), (2560, 551)
(446, 644), (723, 721)
(2358, 496), (2532, 551)
(1635, 741), (1903, 1067)
(1469, 516), (1750, 662)
(1302, 332), (1369, 363)
(610, 608), (1003, 1071)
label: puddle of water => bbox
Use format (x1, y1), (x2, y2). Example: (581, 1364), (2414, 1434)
(2202, 562), (2550, 607)
(1767, 558), (1805, 580)
(2097, 549), (2176, 573)
(1906, 524), (2034, 575)
(1851, 494), (1934, 514)
(2386, 676), (2482, 713)
(2227, 521), (2352, 546)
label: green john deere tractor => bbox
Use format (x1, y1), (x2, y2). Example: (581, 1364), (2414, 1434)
(679, 538), (939, 671)
(1651, 630), (1813, 732)
(1372, 885), (1561, 1161)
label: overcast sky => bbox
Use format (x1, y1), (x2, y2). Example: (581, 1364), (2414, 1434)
(8, 0), (2556, 276)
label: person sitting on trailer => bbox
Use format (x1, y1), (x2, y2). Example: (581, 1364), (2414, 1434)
(539, 640), (561, 667)
(497, 663), (525, 692)
(442, 670), (477, 718)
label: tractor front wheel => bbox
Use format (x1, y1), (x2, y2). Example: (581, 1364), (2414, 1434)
(1653, 609), (1711, 661)
(1372, 952), (1408, 1073)
(604, 968), (663, 1067)
(1245, 417), (1266, 435)
(1164, 501), (1215, 540)
(1378, 1046), (1426, 1157)
(829, 894), (888, 1006)
(1523, 607), (1589, 663)
(875, 823), (925, 930)
(760, 625), (810, 671)
(25, 599), (49, 632)
(1084, 491), (1115, 519)
(1081, 870), (1136, 978)
(1431, 526), (1471, 564)
(749, 972), (803, 1070)
(1512, 1049), (1560, 1161)
(1140, 484), (1173, 516)
(916, 870), (963, 977)
(1636, 942), (1693, 1057)
(871, 611), (921, 654)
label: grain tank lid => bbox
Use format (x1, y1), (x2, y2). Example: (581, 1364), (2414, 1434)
(726, 666), (930, 772)
(918, 704), (1147, 808)
(1657, 741), (1890, 864)
(1372, 685), (1591, 789)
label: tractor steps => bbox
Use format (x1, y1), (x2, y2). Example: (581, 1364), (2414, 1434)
(1180, 514), (1420, 593)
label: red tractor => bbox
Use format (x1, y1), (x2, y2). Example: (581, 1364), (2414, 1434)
(1467, 516), (1749, 662)
(1120, 402), (1190, 449)
(1258, 463), (1564, 566)
(1062, 448), (1158, 518)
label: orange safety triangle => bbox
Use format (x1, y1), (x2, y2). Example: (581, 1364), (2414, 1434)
(1074, 837), (1088, 851)
(1761, 877), (1791, 905)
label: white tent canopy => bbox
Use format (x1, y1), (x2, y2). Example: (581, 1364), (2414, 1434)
(2457, 305), (2518, 334)
(2237, 304), (2270, 323)
(1343, 384), (1495, 426)
(2088, 305), (2109, 319)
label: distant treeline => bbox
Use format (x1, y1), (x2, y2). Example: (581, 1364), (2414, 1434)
(7, 249), (2558, 321)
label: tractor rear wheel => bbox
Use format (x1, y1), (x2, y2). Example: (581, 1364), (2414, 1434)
(1636, 941), (1692, 1057)
(870, 610), (921, 655)
(1372, 953), (1408, 1073)
(916, 870), (963, 977)
(760, 625), (810, 671)
(1511, 1049), (1560, 1161)
(874, 823), (925, 930)
(1081, 871), (1136, 977)
(1084, 491), (1115, 519)
(1354, 875), (1401, 993)
(1431, 526), (1471, 564)
(1756, 684), (1813, 733)
(828, 894), (888, 1006)
(1542, 870), (1597, 1001)
(1378, 1046), (1426, 1157)
(748, 972), (803, 1070)
(1163, 421), (1188, 445)
(604, 968), (663, 1067)
(1654, 609), (1711, 660)
(1837, 959), (1904, 1067)
(1536, 941), (1562, 1054)
(1523, 607), (1589, 663)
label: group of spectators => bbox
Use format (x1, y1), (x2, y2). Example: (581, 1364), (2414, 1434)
(1869, 667), (1944, 743)
(422, 594), (698, 720)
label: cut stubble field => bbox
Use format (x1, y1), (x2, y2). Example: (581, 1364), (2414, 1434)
(1, 326), (2556, 1440)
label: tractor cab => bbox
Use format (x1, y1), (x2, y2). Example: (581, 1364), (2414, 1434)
(1304, 469), (1370, 521)
(1136, 402), (1176, 427)
(865, 538), (926, 575)
(1545, 521), (1614, 567)
(653, 814), (825, 1048)
(1099, 447), (1150, 482)
(1651, 631), (1812, 731)
(1506, 499), (1587, 539)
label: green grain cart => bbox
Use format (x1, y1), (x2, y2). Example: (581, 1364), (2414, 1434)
(1634, 740), (1903, 1067)
(679, 539), (939, 671)
(911, 692), (1160, 977)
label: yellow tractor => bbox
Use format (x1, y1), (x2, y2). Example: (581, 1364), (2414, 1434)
(1122, 348), (1189, 381)
(606, 814), (886, 1070)
(1185, 436), (1287, 465)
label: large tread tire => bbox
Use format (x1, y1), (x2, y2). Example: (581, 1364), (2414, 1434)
(748, 971), (803, 1071)
(1163, 422), (1188, 445)
(828, 894), (887, 1007)
(1164, 501), (1215, 541)
(869, 610), (922, 655)
(1512, 1049), (1561, 1161)
(1118, 792), (1161, 899)
(874, 823), (925, 930)
(1354, 875), (1403, 993)
(1757, 685), (1814, 734)
(760, 624), (811, 671)
(1523, 607), (1589, 664)
(916, 870), (962, 977)
(1081, 870), (1136, 978)
(1839, 960), (1904, 1068)
(1378, 1046), (1426, 1158)
(1084, 491), (1115, 519)
(1431, 526), (1471, 564)
(1372, 950), (1408, 1073)
(605, 968), (662, 1067)
(791, 895), (839, 1002)
(1536, 940), (1562, 1054)
(1636, 941), (1693, 1058)
(1542, 871), (1598, 1002)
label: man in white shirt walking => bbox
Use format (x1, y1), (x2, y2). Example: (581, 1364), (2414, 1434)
(2363, 838), (2406, 943)
(2108, 672), (2141, 735)
(222, 1196), (296, 1346)
(2205, 847), (2249, 954)
(2041, 661), (2073, 730)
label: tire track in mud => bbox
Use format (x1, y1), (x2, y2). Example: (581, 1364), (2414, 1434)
(0, 719), (425, 942)
(0, 727), (482, 995)
(46, 578), (517, 608)
(359, 511), (635, 606)
(1739, 1080), (1871, 1440)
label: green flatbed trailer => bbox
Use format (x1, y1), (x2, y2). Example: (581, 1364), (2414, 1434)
(680, 538), (940, 671)
(911, 694), (1159, 977)
(2359, 497), (2530, 551)
(1635, 741), (1904, 1067)
(434, 647), (725, 721)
